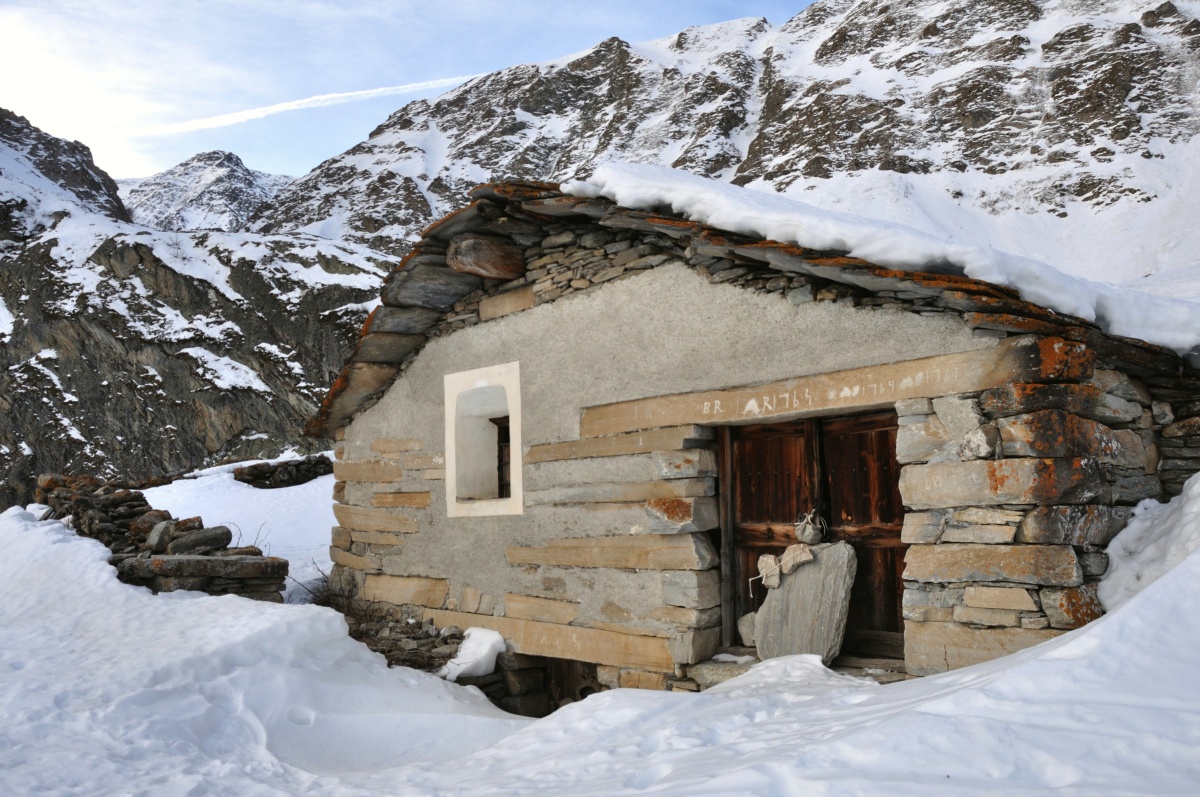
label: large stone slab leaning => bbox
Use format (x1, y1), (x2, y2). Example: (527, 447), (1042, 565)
(754, 541), (856, 664)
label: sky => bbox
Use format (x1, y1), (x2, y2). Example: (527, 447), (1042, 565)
(0, 1), (814, 180)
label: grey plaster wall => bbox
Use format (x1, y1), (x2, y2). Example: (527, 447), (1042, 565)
(343, 264), (996, 630)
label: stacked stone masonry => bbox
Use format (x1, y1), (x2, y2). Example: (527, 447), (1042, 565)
(313, 181), (1200, 693)
(35, 473), (288, 601)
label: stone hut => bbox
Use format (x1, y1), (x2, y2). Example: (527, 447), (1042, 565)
(309, 179), (1200, 697)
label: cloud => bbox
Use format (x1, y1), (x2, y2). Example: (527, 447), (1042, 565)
(133, 75), (483, 137)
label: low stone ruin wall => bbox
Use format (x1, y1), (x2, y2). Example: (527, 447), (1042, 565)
(233, 454), (333, 489)
(36, 473), (288, 602)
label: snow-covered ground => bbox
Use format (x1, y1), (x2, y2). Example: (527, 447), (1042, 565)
(3, 471), (1200, 795)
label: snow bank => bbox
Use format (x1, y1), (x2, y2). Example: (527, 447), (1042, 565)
(6, 474), (1200, 794)
(0, 507), (528, 795)
(398, 538), (1200, 795)
(565, 163), (1200, 355)
(1099, 472), (1200, 611)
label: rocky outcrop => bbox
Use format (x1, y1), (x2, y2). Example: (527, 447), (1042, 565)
(119, 151), (292, 232)
(0, 108), (128, 241)
(0, 111), (400, 507)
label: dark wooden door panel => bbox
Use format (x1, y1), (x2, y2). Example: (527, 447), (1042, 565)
(722, 411), (908, 655)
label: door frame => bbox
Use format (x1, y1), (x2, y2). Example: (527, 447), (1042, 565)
(716, 410), (906, 652)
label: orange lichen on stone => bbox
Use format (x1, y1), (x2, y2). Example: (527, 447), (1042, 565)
(646, 498), (694, 524)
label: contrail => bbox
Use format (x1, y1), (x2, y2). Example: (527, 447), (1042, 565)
(134, 75), (484, 136)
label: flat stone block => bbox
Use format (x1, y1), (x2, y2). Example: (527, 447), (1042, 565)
(644, 497), (719, 533)
(504, 594), (580, 624)
(1016, 505), (1131, 545)
(121, 555), (288, 580)
(901, 511), (948, 544)
(333, 504), (417, 533)
(904, 621), (1064, 675)
(953, 605), (1019, 627)
(651, 449), (718, 479)
(382, 264), (481, 310)
(662, 569), (720, 609)
(904, 544), (1082, 587)
(354, 333), (425, 365)
(1040, 584), (1104, 629)
(330, 546), (380, 572)
(365, 306), (442, 335)
(980, 383), (1141, 423)
(997, 410), (1144, 467)
(896, 416), (950, 464)
(507, 533), (718, 571)
(333, 460), (406, 483)
(480, 285), (536, 321)
(649, 605), (722, 629)
(688, 659), (755, 690)
(963, 586), (1039, 611)
(940, 524), (1017, 544)
(362, 574), (448, 608)
(899, 458), (1106, 509)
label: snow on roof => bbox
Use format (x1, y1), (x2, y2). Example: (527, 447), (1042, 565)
(564, 162), (1200, 356)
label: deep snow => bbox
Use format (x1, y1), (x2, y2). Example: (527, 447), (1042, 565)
(566, 162), (1200, 356)
(3, 474), (1200, 795)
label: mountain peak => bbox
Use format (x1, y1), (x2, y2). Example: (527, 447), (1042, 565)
(120, 151), (292, 232)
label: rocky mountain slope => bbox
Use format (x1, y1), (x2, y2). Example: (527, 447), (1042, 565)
(119, 151), (292, 232)
(0, 110), (397, 505)
(253, 0), (1200, 290)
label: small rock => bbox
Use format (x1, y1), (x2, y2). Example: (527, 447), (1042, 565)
(758, 554), (781, 589)
(145, 521), (175, 553)
(779, 543), (814, 574)
(737, 612), (756, 647)
(166, 526), (233, 555)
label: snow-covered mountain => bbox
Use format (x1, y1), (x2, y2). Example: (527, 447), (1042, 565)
(119, 150), (292, 232)
(253, 0), (1200, 292)
(0, 111), (397, 503)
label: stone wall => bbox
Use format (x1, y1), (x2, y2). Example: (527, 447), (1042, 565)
(36, 473), (288, 601)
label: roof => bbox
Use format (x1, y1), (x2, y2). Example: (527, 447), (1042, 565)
(306, 180), (1190, 439)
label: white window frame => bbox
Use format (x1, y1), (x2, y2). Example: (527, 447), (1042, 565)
(444, 361), (523, 517)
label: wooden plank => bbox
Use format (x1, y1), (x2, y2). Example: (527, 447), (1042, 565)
(370, 438), (422, 456)
(371, 491), (432, 509)
(525, 426), (714, 464)
(579, 337), (1091, 437)
(333, 460), (406, 483)
(526, 478), (713, 506)
(506, 533), (718, 571)
(333, 504), (418, 533)
(423, 608), (675, 672)
(363, 574), (448, 607)
(719, 428), (735, 648)
(504, 594), (580, 624)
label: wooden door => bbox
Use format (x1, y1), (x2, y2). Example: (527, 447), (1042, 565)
(721, 412), (906, 657)
(820, 412), (906, 657)
(725, 421), (822, 620)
